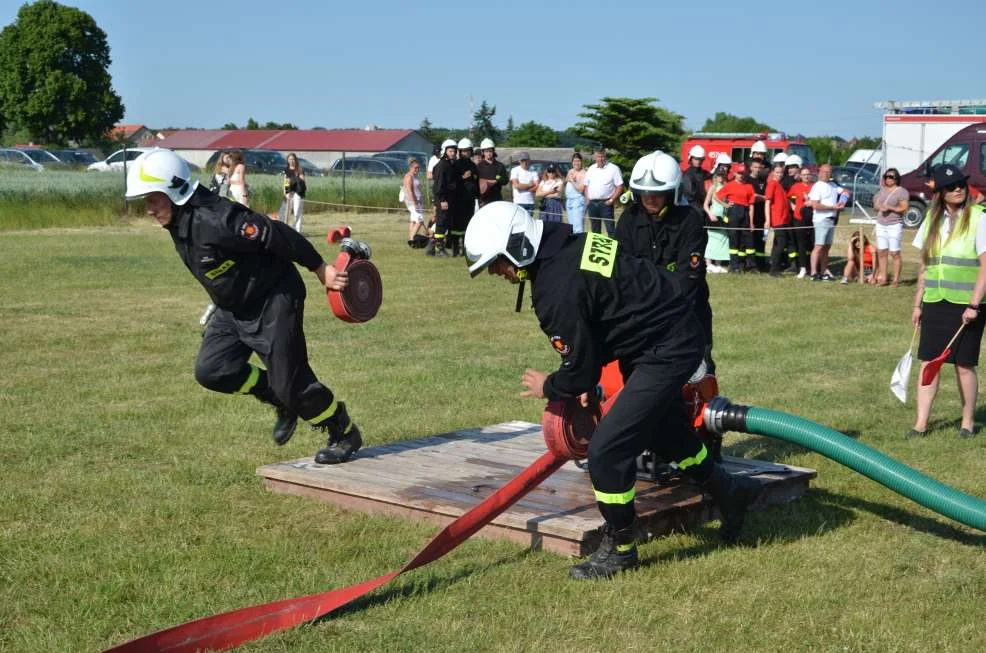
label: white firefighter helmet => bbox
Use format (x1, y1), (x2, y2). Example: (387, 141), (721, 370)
(714, 153), (733, 167)
(457, 137), (473, 150)
(125, 149), (198, 206)
(785, 154), (803, 167)
(480, 138), (495, 150)
(629, 150), (682, 194)
(751, 140), (768, 154)
(772, 152), (788, 165)
(441, 138), (458, 150)
(688, 145), (706, 159)
(464, 201), (543, 277)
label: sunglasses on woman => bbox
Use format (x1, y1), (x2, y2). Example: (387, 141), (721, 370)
(883, 174), (898, 180)
(942, 182), (967, 193)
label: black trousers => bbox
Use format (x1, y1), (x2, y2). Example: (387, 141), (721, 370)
(194, 274), (334, 422)
(587, 200), (616, 236)
(770, 228), (796, 273)
(588, 326), (712, 530)
(752, 207), (768, 269)
(793, 221), (811, 270)
(727, 206), (755, 269)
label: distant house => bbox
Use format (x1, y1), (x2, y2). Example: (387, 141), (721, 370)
(110, 124), (158, 146)
(154, 129), (434, 168)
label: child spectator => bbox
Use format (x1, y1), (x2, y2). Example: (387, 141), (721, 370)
(716, 164), (756, 272)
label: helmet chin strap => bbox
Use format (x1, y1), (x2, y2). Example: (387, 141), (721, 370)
(514, 269), (529, 312)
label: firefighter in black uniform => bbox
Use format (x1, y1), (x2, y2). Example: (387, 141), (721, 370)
(124, 149), (362, 464)
(477, 137), (508, 207)
(680, 144), (711, 216)
(746, 158), (769, 271)
(616, 150), (715, 373)
(450, 138), (480, 257)
(463, 202), (760, 580)
(428, 139), (458, 257)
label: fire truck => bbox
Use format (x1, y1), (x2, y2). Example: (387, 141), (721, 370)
(679, 132), (818, 173)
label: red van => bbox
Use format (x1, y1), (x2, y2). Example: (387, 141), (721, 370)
(680, 132), (818, 173)
(898, 124), (986, 227)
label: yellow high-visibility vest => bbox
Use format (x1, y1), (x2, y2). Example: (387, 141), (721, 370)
(922, 205), (984, 304)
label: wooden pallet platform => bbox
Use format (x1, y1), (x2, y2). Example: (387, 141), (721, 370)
(257, 421), (815, 555)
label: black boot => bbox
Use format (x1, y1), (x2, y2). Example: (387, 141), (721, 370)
(312, 402), (362, 464)
(255, 391), (298, 446)
(450, 236), (461, 257)
(569, 524), (639, 580)
(702, 465), (761, 544)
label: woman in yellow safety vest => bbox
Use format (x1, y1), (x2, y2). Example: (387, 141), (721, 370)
(910, 164), (986, 438)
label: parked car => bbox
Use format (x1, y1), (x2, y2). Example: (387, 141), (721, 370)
(88, 147), (153, 172)
(513, 160), (570, 178)
(0, 148), (48, 171)
(88, 147), (199, 173)
(372, 150), (428, 168)
(329, 157), (402, 176)
(831, 166), (881, 209)
(296, 157), (325, 177)
(14, 147), (68, 169)
(204, 148), (289, 175)
(51, 149), (99, 167)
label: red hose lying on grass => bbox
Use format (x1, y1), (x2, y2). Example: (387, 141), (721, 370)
(104, 397), (606, 652)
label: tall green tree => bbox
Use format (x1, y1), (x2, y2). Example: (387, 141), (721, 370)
(418, 117), (438, 145)
(246, 117), (260, 130)
(505, 115), (515, 140)
(505, 121), (559, 147)
(0, 1), (123, 145)
(699, 112), (774, 133)
(471, 100), (500, 144)
(221, 122), (238, 130)
(571, 97), (685, 173)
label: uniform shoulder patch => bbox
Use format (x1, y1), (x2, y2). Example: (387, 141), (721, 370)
(239, 221), (260, 240)
(550, 336), (571, 356)
(690, 252), (702, 269)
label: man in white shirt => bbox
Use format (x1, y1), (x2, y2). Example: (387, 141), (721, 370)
(807, 164), (846, 280)
(583, 147), (624, 236)
(509, 151), (539, 216)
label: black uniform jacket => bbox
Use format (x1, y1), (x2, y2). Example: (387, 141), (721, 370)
(453, 157), (481, 207)
(614, 202), (712, 342)
(680, 167), (710, 215)
(166, 186), (324, 318)
(477, 159), (508, 204)
(530, 223), (699, 401)
(432, 157), (457, 205)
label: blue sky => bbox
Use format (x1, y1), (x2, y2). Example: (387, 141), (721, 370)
(4, 0), (983, 138)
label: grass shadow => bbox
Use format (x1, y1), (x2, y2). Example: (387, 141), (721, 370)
(807, 487), (986, 546)
(312, 548), (535, 624)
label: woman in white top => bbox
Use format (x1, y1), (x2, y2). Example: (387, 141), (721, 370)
(535, 164), (564, 222)
(565, 153), (587, 234)
(403, 158), (426, 245)
(228, 150), (249, 207)
(873, 167), (908, 287)
(211, 152), (232, 198)
(702, 157), (732, 272)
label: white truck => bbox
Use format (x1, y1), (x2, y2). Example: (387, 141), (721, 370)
(874, 99), (986, 226)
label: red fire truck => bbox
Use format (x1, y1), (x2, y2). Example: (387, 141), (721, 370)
(679, 132), (818, 173)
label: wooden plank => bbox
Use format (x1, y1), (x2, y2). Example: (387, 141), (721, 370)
(258, 421), (816, 555)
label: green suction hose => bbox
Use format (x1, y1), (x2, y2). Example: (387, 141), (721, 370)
(704, 398), (986, 532)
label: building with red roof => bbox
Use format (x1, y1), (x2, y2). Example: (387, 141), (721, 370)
(110, 124), (158, 146)
(155, 128), (432, 168)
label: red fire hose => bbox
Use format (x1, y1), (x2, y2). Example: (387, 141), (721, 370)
(103, 398), (605, 652)
(325, 229), (382, 323)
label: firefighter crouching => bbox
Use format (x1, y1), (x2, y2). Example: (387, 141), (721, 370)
(124, 149), (363, 465)
(464, 202), (761, 579)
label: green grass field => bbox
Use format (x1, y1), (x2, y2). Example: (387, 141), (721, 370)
(2, 211), (985, 652)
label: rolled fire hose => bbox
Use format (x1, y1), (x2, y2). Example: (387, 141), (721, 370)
(326, 241), (382, 323)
